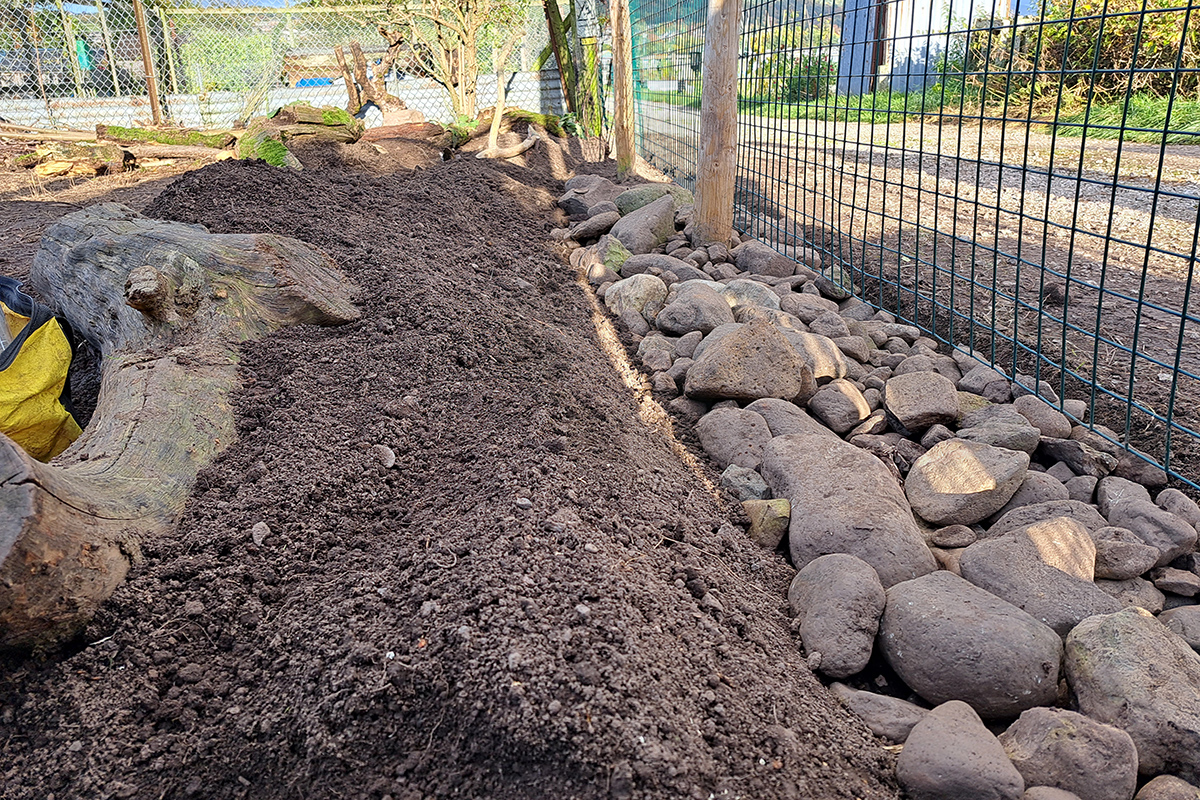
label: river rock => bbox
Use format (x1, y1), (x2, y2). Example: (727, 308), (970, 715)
(1013, 395), (1073, 439)
(1024, 789), (1083, 800)
(720, 278), (781, 311)
(998, 707), (1139, 800)
(744, 398), (832, 438)
(1106, 499), (1198, 567)
(1064, 475), (1097, 503)
(614, 183), (692, 215)
(610, 193), (676, 254)
(780, 292), (839, 323)
(884, 371), (961, 434)
(1136, 776), (1200, 800)
(655, 283), (736, 335)
(685, 319), (816, 404)
(988, 472), (1071, 522)
(786, 331), (849, 381)
(1038, 438), (1118, 478)
(1097, 577), (1167, 613)
(829, 682), (929, 743)
(734, 239), (796, 277)
(906, 439), (1029, 526)
(571, 211), (620, 241)
(1152, 567), (1200, 596)
(879, 571), (1062, 717)
(809, 311), (851, 340)
(761, 433), (936, 587)
(1157, 489), (1200, 531)
(1095, 529), (1163, 581)
(1096, 476), (1154, 517)
(957, 423), (1042, 454)
(896, 700), (1025, 800)
(604, 274), (668, 317)
(988, 500), (1108, 538)
(788, 553), (886, 678)
(743, 498), (790, 549)
(621, 253), (695, 278)
(694, 407), (772, 470)
(959, 532), (1119, 635)
(1066, 607), (1200, 783)
(1160, 606), (1200, 650)
(719, 464), (770, 501)
(807, 379), (871, 434)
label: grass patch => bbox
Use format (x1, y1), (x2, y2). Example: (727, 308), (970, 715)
(1040, 94), (1200, 144)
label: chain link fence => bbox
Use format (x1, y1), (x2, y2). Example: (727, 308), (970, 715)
(632, 0), (1200, 487)
(0, 0), (561, 129)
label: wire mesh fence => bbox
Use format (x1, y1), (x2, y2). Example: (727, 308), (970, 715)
(632, 0), (1200, 486)
(0, 0), (561, 129)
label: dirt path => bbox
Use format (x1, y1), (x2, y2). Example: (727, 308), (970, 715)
(0, 140), (899, 799)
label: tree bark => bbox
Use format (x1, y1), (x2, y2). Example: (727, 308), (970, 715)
(0, 204), (360, 651)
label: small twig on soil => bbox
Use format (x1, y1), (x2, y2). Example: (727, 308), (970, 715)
(429, 550), (458, 569)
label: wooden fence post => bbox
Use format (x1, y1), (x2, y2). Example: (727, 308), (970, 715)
(694, 0), (741, 245)
(132, 0), (163, 126)
(612, 0), (635, 180)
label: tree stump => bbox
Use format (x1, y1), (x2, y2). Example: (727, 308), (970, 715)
(0, 203), (360, 651)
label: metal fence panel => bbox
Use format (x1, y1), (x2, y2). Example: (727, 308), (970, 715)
(0, 1), (561, 129)
(633, 0), (1200, 486)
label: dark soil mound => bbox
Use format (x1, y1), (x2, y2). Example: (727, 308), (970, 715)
(0, 146), (899, 799)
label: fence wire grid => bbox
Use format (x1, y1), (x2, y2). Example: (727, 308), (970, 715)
(0, 0), (561, 129)
(631, 0), (1200, 487)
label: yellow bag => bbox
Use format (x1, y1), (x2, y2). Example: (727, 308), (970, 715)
(0, 277), (82, 461)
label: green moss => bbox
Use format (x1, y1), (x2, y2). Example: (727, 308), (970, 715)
(12, 151), (44, 168)
(99, 124), (230, 149)
(320, 106), (355, 127)
(505, 109), (564, 137)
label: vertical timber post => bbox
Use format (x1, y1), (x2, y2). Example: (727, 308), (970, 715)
(612, 0), (635, 180)
(132, 0), (163, 126)
(695, 0), (741, 245)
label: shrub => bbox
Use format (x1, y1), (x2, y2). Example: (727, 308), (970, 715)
(1035, 0), (1200, 102)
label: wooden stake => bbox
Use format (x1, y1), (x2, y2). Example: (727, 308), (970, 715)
(695, 0), (741, 246)
(611, 0), (635, 180)
(132, 0), (163, 125)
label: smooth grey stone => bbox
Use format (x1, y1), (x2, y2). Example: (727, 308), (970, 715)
(695, 407), (772, 471)
(988, 500), (1108, 538)
(1065, 475), (1098, 503)
(1095, 534), (1162, 581)
(1152, 567), (1200, 597)
(807, 379), (871, 434)
(987, 472), (1071, 524)
(1096, 476), (1153, 517)
(1038, 437), (1118, 478)
(1136, 776), (1200, 800)
(1047, 461), (1078, 483)
(1013, 394), (1073, 439)
(884, 371), (961, 434)
(1066, 608), (1200, 784)
(610, 193), (676, 254)
(762, 433), (936, 588)
(655, 284), (736, 336)
(957, 423), (1041, 454)
(879, 571), (1061, 718)
(685, 319), (816, 404)
(744, 398), (832, 438)
(1107, 499), (1198, 567)
(570, 210), (620, 241)
(999, 707), (1138, 800)
(897, 700), (1025, 800)
(1096, 577), (1166, 613)
(719, 463), (771, 502)
(1160, 605), (1200, 651)
(779, 292), (839, 323)
(829, 682), (928, 743)
(605, 273), (668, 317)
(959, 532), (1118, 635)
(788, 554), (885, 678)
(906, 439), (1029, 526)
(1158, 489), (1200, 531)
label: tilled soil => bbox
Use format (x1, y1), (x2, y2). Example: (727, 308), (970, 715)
(0, 138), (898, 799)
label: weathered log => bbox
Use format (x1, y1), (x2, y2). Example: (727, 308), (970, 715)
(0, 203), (360, 651)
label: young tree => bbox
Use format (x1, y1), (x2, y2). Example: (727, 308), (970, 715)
(377, 0), (527, 120)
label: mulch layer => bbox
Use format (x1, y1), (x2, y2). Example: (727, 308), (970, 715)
(0, 136), (899, 799)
